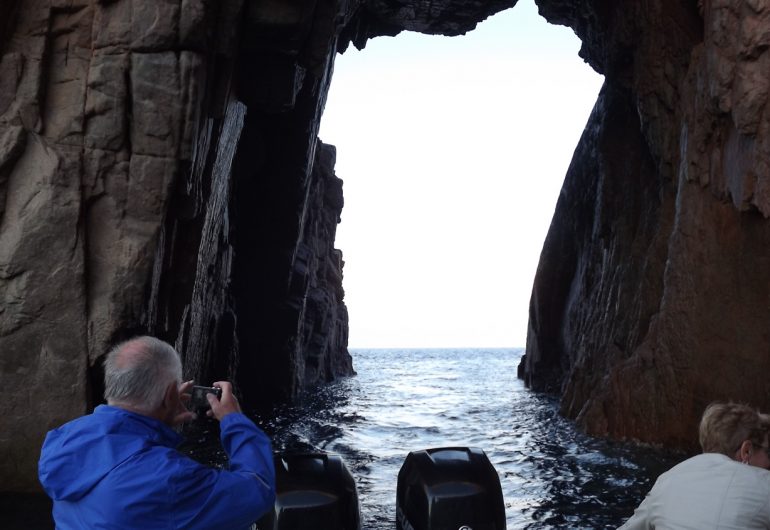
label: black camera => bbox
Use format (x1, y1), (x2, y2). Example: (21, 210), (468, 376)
(190, 385), (222, 409)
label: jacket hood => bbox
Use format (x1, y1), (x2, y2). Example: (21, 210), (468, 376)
(38, 405), (182, 501)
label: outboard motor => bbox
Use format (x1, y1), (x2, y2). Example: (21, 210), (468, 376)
(396, 447), (506, 530)
(257, 452), (360, 530)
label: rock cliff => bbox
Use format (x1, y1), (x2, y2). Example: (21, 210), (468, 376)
(1, 0), (768, 492)
(0, 0), (356, 491)
(522, 0), (770, 451)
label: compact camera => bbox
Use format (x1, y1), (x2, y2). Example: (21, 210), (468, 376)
(190, 385), (222, 409)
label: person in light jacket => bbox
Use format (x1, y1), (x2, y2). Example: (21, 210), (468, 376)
(619, 402), (770, 529)
(38, 336), (276, 529)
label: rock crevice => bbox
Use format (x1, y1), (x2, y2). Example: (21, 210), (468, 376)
(4, 0), (770, 491)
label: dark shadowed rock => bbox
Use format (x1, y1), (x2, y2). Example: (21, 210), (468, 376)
(2, 0), (770, 492)
(523, 0), (770, 450)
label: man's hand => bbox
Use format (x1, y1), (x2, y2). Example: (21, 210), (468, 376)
(206, 381), (241, 421)
(168, 380), (196, 427)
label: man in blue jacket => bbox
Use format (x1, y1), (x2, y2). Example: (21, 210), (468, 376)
(38, 336), (276, 529)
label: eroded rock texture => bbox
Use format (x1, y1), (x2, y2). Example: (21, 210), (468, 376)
(0, 0), (355, 491)
(3, 0), (768, 492)
(523, 0), (770, 450)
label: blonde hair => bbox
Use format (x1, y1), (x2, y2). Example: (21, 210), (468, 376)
(699, 402), (765, 456)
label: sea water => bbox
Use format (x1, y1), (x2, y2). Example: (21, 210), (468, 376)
(257, 348), (683, 529)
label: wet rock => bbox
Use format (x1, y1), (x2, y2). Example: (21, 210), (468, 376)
(3, 0), (770, 494)
(523, 0), (770, 450)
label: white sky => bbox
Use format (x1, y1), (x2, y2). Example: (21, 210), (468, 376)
(319, 0), (604, 348)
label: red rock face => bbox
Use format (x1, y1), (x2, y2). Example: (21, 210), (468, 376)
(523, 0), (770, 450)
(1, 0), (767, 491)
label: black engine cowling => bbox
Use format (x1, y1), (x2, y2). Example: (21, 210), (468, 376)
(396, 447), (506, 530)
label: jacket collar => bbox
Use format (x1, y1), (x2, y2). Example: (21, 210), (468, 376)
(95, 404), (183, 448)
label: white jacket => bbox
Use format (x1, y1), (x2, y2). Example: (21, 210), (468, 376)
(619, 453), (770, 529)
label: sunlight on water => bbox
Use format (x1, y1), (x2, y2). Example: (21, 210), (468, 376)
(257, 348), (683, 529)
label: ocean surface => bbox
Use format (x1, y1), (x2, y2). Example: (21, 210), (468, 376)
(256, 348), (684, 529)
(8, 347), (686, 530)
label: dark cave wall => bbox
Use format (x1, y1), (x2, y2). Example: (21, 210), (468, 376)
(523, 0), (770, 448)
(4, 0), (770, 492)
(0, 0), (355, 491)
(1, 0), (520, 492)
(522, 81), (673, 399)
(229, 0), (355, 408)
(522, 80), (680, 441)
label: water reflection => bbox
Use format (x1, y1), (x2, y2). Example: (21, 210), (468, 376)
(250, 348), (683, 529)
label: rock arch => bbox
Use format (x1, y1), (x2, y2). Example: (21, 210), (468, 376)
(1, 0), (767, 492)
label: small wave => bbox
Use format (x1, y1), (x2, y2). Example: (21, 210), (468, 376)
(263, 348), (681, 528)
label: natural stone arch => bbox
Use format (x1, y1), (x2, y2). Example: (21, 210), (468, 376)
(1, 0), (768, 494)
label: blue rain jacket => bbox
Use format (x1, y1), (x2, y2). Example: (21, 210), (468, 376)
(38, 405), (275, 529)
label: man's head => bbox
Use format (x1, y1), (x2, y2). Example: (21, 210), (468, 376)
(104, 336), (183, 416)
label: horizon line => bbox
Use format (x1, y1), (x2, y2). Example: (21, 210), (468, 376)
(347, 345), (525, 350)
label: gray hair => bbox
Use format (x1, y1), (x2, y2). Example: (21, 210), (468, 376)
(103, 336), (183, 412)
